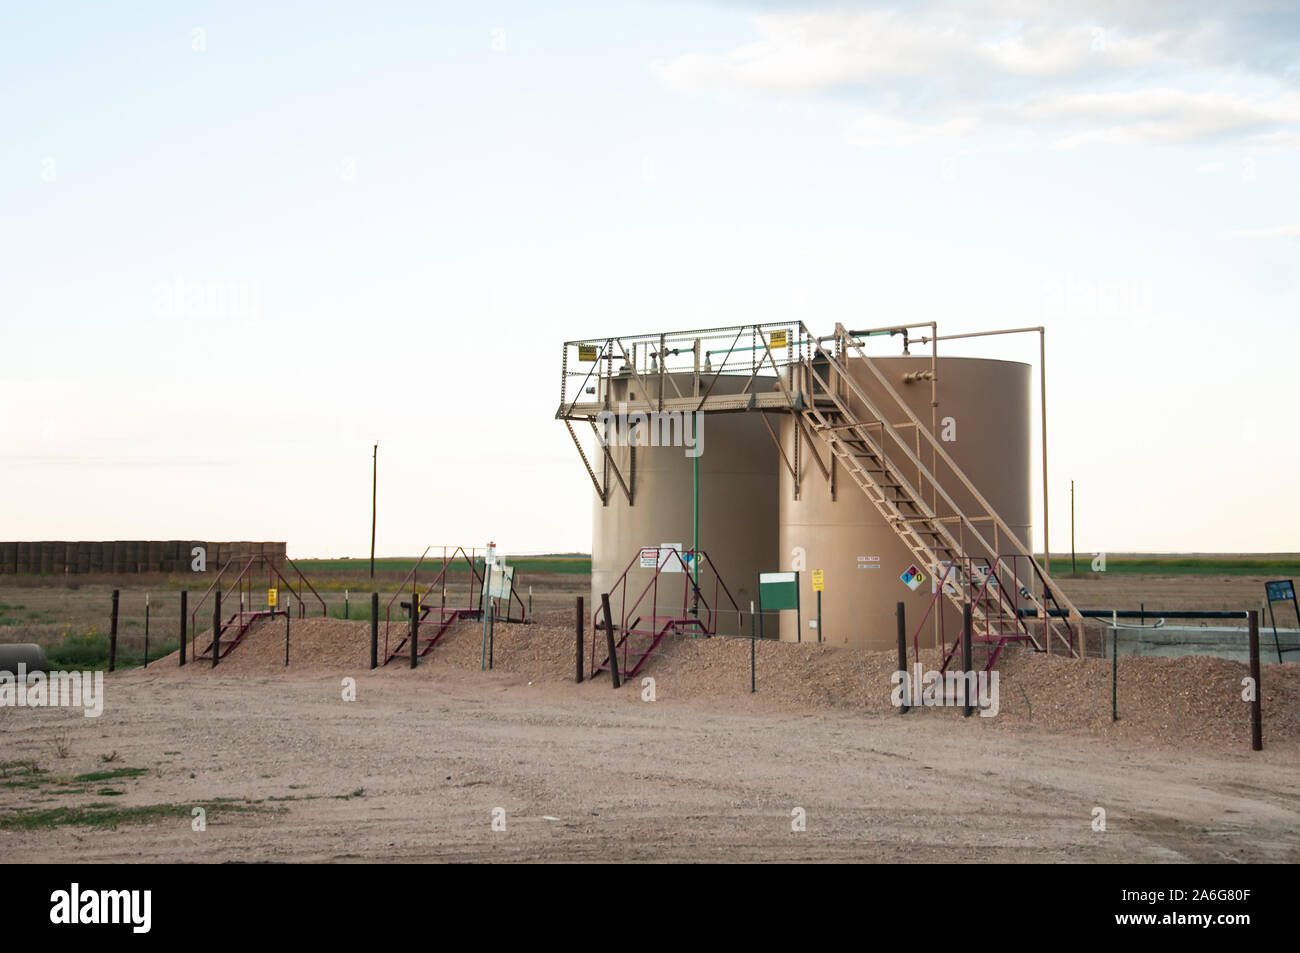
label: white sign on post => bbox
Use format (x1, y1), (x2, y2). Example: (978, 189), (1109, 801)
(658, 543), (683, 573)
(489, 564), (514, 600)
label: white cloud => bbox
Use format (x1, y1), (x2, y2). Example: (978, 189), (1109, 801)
(1227, 224), (1300, 238)
(1013, 88), (1300, 147)
(651, 9), (1179, 96)
(651, 2), (1300, 151)
(1195, 160), (1226, 172)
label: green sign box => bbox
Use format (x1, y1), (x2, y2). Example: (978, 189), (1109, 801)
(758, 571), (799, 611)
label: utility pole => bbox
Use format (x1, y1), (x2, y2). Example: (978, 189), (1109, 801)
(1070, 479), (1076, 575)
(370, 442), (378, 580)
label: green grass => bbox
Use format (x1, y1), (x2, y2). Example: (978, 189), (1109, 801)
(292, 554), (591, 580)
(1053, 556), (1300, 577)
(0, 801), (256, 831)
(72, 767), (147, 783)
(0, 763), (153, 802)
(0, 608), (53, 625)
(43, 632), (178, 671)
(327, 602), (361, 620)
(0, 761), (45, 789)
(0, 760), (276, 830)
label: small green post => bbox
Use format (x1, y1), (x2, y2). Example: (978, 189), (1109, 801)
(691, 452), (700, 617)
(750, 600), (756, 694)
(1111, 611), (1118, 723)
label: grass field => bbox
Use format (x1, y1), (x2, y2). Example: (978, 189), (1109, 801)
(291, 554), (591, 589)
(1050, 555), (1300, 577)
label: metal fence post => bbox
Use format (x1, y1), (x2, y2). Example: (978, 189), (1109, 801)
(179, 590), (187, 666)
(601, 593), (620, 689)
(576, 595), (584, 683)
(212, 590), (221, 668)
(1249, 610), (1262, 751)
(410, 597), (418, 669)
(109, 589), (119, 672)
(962, 602), (973, 717)
(370, 592), (379, 670)
(896, 601), (908, 713)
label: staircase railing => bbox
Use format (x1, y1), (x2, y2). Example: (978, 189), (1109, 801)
(592, 547), (742, 677)
(190, 553), (325, 656)
(383, 546), (487, 659)
(799, 324), (1082, 656)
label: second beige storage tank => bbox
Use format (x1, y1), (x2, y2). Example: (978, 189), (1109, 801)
(777, 355), (1032, 650)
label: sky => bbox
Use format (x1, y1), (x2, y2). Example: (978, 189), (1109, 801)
(2, 0), (1297, 558)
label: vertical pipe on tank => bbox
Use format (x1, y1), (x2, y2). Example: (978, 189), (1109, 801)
(692, 452), (699, 615)
(1040, 329), (1050, 575)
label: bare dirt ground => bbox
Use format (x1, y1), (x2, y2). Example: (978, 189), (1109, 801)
(3, 612), (1298, 863)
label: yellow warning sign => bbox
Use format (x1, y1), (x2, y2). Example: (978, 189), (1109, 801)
(267, 588), (277, 607)
(811, 569), (824, 592)
(768, 330), (788, 349)
(578, 345), (599, 362)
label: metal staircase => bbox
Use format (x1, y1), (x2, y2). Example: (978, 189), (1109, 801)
(795, 324), (1082, 667)
(190, 553), (326, 664)
(384, 606), (478, 664)
(592, 547), (742, 680)
(194, 610), (279, 662)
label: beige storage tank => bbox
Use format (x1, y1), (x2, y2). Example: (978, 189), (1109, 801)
(591, 371), (777, 635)
(777, 355), (1032, 650)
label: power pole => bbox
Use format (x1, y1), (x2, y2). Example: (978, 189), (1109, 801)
(1070, 479), (1076, 575)
(370, 442), (378, 580)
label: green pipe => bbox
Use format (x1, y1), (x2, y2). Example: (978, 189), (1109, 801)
(704, 344), (780, 357)
(692, 452), (700, 620)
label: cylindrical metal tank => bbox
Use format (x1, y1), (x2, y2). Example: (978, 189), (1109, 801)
(0, 643), (49, 674)
(591, 371), (778, 635)
(778, 355), (1032, 650)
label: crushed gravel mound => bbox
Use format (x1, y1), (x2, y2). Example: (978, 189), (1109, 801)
(156, 612), (1297, 750)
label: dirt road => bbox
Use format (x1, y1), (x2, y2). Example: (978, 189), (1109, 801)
(3, 662), (1297, 862)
